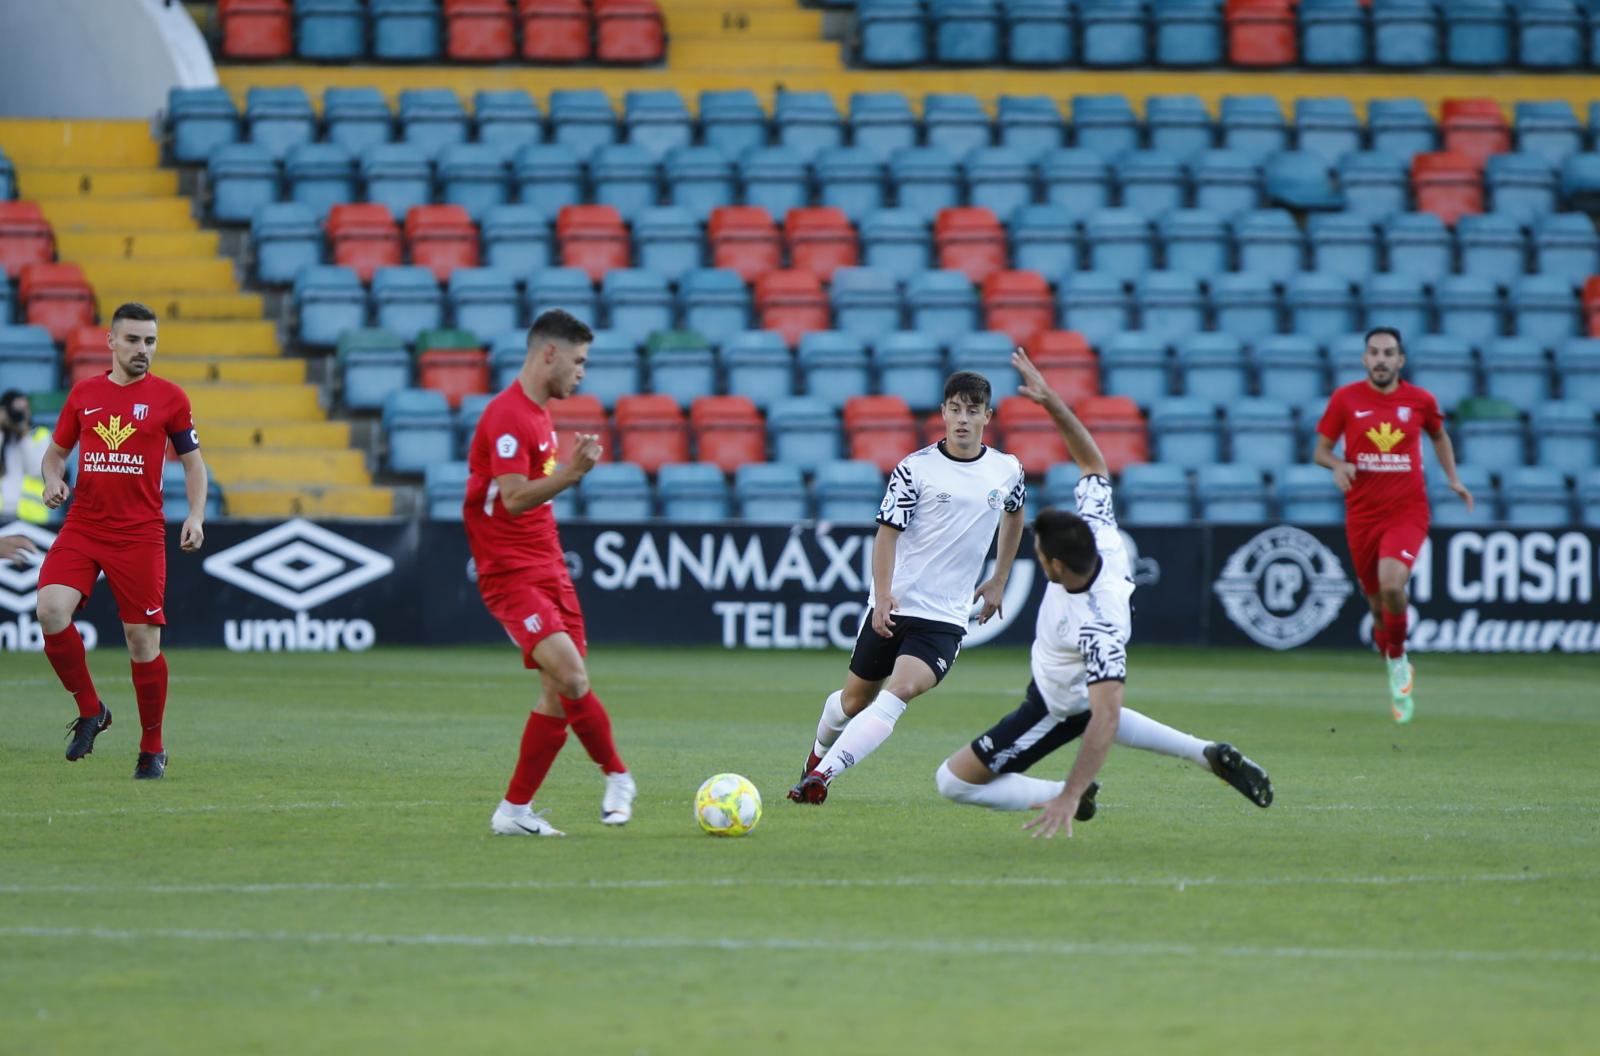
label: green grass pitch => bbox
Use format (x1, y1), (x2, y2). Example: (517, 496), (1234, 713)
(2, 644), (1597, 1055)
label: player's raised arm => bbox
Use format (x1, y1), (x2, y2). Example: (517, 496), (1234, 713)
(496, 432), (602, 514)
(1011, 348), (1109, 480)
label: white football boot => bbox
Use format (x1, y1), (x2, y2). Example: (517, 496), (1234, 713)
(601, 771), (637, 826)
(490, 804), (565, 836)
(1387, 654), (1415, 725)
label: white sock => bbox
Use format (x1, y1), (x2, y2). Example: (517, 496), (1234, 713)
(1115, 707), (1210, 769)
(817, 691), (907, 779)
(811, 690), (848, 757)
(498, 798), (531, 815)
(935, 762), (1064, 811)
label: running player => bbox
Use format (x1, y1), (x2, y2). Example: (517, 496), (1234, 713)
(789, 371), (1027, 806)
(35, 302), (208, 779)
(466, 309), (636, 837)
(935, 350), (1272, 837)
(1314, 327), (1473, 723)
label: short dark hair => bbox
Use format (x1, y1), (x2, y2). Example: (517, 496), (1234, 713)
(111, 302), (158, 326)
(1035, 507), (1098, 575)
(1, 389), (24, 407)
(943, 371), (992, 409)
(1365, 326), (1404, 355)
(528, 309), (594, 347)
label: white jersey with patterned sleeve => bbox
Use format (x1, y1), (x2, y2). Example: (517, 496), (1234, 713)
(871, 442), (1027, 631)
(1030, 474), (1135, 718)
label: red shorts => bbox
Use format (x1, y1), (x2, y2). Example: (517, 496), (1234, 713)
(39, 527), (167, 625)
(1345, 517), (1429, 597)
(478, 564), (586, 669)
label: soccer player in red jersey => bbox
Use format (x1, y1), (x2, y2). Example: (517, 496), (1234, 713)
(1314, 327), (1473, 723)
(35, 303), (208, 777)
(465, 309), (635, 837)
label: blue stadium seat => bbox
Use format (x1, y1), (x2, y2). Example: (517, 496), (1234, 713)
(1139, 271), (1205, 340)
(1226, 398), (1296, 470)
(1294, 97), (1362, 165)
(1073, 94), (1140, 159)
(1117, 150), (1187, 218)
(1486, 152), (1558, 224)
(890, 147), (961, 223)
(285, 142), (355, 218)
(1532, 212), (1600, 281)
(481, 204), (550, 274)
(1509, 275), (1580, 348)
(1287, 272), (1358, 336)
(907, 269), (979, 333)
(169, 87), (240, 165)
(700, 90), (768, 158)
(997, 95), (1066, 161)
(873, 332), (947, 411)
(1515, 100), (1582, 170)
(1004, 0), (1077, 65)
(423, 461), (470, 521)
(383, 388), (454, 473)
(647, 334), (717, 406)
(573, 331), (640, 407)
(1150, 398), (1220, 468)
(1482, 335), (1553, 410)
(933, 0), (1002, 63)
(816, 148), (887, 224)
(1430, 463), (1496, 526)
(1308, 213), (1378, 280)
(858, 0), (930, 66)
(848, 92), (918, 163)
(624, 90), (693, 162)
(1443, 0), (1513, 66)
(1084, 209), (1153, 281)
(1220, 96), (1289, 159)
(770, 397), (842, 471)
(1058, 271), (1133, 345)
(1008, 205), (1077, 278)
(1210, 272), (1279, 342)
(664, 147), (735, 222)
(1530, 400), (1597, 469)
(1101, 331), (1171, 405)
(1293, 397), (1333, 460)
(815, 460), (887, 522)
(1256, 334), (1325, 402)
(1367, 97), (1437, 159)
(527, 267), (598, 327)
(398, 89), (468, 159)
(449, 267), (520, 342)
(1233, 209), (1302, 274)
(1458, 213), (1527, 287)
(474, 90), (542, 151)
(775, 92), (845, 164)
(740, 147), (810, 220)
(162, 461), (225, 523)
(360, 143), (432, 222)
(456, 392), (492, 456)
(799, 331), (871, 409)
(1363, 273), (1430, 338)
(1501, 466), (1571, 525)
(1080, 0), (1150, 66)
(1435, 274), (1504, 343)
(1157, 209), (1227, 278)
(1326, 331), (1369, 387)
(1118, 463), (1191, 524)
(245, 86), (314, 162)
(339, 329), (410, 411)
(1582, 467), (1600, 528)
(1338, 151), (1410, 220)
(513, 144), (583, 217)
(736, 463), (810, 520)
(1457, 399), (1525, 466)
(580, 463), (654, 522)
(372, 0), (441, 60)
(1371, 0), (1442, 67)
(657, 463), (731, 523)
(0, 326), (56, 394)
(1039, 149), (1112, 219)
(1408, 334), (1477, 412)
(373, 266), (443, 345)
(1178, 333), (1246, 401)
(1190, 150), (1263, 217)
(965, 148), (1034, 220)
(1517, 0), (1585, 68)
(630, 206), (701, 286)
(680, 268), (750, 346)
(1277, 463), (1344, 525)
(489, 331), (526, 390)
(548, 89), (618, 161)
(949, 330), (1019, 397)
(1043, 462), (1084, 507)
(251, 202), (321, 285)
(208, 143), (279, 224)
(1196, 463), (1269, 522)
(437, 143), (509, 222)
(832, 267), (902, 343)
(1556, 337), (1600, 405)
(1265, 152), (1344, 211)
(324, 88), (393, 155)
(0, 273), (11, 322)
(924, 93), (992, 157)
(724, 330), (795, 411)
(859, 209), (930, 285)
(1151, 0), (1224, 66)
(590, 143), (660, 223)
(1383, 212), (1453, 286)
(294, 266), (367, 348)
(1146, 94), (1213, 156)
(1299, 0), (1370, 66)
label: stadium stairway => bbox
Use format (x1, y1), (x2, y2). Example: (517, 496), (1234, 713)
(0, 118), (392, 518)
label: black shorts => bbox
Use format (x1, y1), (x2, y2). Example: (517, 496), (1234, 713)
(970, 681), (1092, 775)
(848, 614), (964, 685)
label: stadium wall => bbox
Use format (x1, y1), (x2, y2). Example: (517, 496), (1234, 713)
(2, 520), (1597, 656)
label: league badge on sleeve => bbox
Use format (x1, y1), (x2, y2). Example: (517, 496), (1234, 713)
(497, 433), (519, 458)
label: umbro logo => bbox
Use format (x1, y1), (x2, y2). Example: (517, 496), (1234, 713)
(0, 521), (58, 614)
(203, 519), (394, 612)
(936, 657), (948, 671)
(935, 492), (952, 503)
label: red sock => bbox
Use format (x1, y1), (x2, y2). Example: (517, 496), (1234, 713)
(130, 654), (168, 754)
(506, 712), (568, 805)
(1382, 610), (1408, 660)
(560, 690), (626, 775)
(1373, 624), (1389, 656)
(43, 625), (100, 718)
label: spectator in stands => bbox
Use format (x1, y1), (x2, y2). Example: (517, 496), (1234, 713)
(1, 534), (38, 564)
(1, 389), (52, 522)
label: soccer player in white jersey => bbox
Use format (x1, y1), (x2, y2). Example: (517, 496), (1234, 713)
(788, 371), (1027, 805)
(935, 350), (1274, 837)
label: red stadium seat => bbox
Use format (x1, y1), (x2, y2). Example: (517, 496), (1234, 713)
(66, 327), (111, 385)
(518, 0), (593, 61)
(784, 207), (859, 284)
(1441, 98), (1511, 166)
(594, 0), (665, 63)
(1027, 330), (1100, 404)
(551, 393), (615, 461)
(997, 396), (1070, 477)
(1074, 395), (1147, 474)
(983, 270), (1054, 345)
(445, 0), (517, 61)
(1584, 277), (1600, 335)
(557, 204), (629, 281)
(0, 201), (55, 279)
(328, 203), (403, 282)
(418, 349), (490, 409)
(20, 262), (95, 343)
(709, 206), (782, 283)
(1225, 0), (1297, 67)
(219, 0), (294, 59)
(406, 204), (481, 282)
(755, 270), (828, 347)
(1412, 152), (1484, 226)
(935, 207), (1007, 284)
(690, 395), (765, 472)
(843, 395), (918, 473)
(921, 411), (946, 448)
(615, 393), (689, 472)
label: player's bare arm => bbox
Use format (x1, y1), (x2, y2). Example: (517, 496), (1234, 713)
(869, 523), (901, 637)
(1012, 348), (1109, 479)
(1427, 427), (1474, 512)
(1023, 678), (1123, 839)
(40, 442), (71, 508)
(179, 449), (207, 552)
(495, 432), (603, 514)
(1, 534), (38, 563)
(1312, 434), (1357, 493)
(974, 506), (1024, 624)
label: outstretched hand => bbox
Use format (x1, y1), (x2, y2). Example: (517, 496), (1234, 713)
(973, 578), (1004, 624)
(1022, 792), (1081, 840)
(1449, 478), (1475, 512)
(1012, 348), (1057, 407)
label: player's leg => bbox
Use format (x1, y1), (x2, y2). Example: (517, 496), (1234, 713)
(533, 610), (637, 826)
(1346, 522), (1385, 655)
(1376, 521), (1426, 724)
(36, 534), (111, 760)
(933, 685), (1098, 817)
(104, 541), (170, 778)
(483, 576), (570, 836)
(796, 613), (891, 781)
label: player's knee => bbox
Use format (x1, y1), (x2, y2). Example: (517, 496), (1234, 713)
(935, 761), (980, 803)
(554, 668), (589, 700)
(35, 595), (73, 631)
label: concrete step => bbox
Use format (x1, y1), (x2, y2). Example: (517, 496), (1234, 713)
(17, 168), (179, 198)
(159, 358), (305, 384)
(0, 119), (158, 167)
(158, 321), (279, 357)
(205, 447), (371, 487)
(224, 484), (395, 518)
(200, 421), (352, 449)
(189, 384), (323, 422)
(37, 197), (195, 232)
(56, 230), (220, 261)
(97, 291), (263, 323)
(78, 256), (236, 293)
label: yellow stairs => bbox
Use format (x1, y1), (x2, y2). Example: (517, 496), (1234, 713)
(658, 0), (841, 72)
(0, 118), (393, 518)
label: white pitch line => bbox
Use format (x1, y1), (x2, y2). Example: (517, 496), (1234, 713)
(0, 871), (1583, 898)
(0, 798), (461, 819)
(0, 925), (1594, 966)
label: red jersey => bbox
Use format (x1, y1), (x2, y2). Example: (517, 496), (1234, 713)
(53, 372), (198, 543)
(1316, 380), (1442, 525)
(464, 383), (563, 575)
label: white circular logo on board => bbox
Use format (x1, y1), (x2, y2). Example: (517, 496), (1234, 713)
(496, 433), (518, 458)
(1213, 526), (1353, 650)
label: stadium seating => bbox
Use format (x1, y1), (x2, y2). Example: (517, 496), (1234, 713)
(814, 460), (886, 522)
(658, 463), (731, 522)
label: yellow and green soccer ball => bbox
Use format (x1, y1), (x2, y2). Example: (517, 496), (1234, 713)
(694, 773), (762, 837)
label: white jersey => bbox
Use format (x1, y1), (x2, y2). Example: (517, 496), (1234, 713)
(871, 442), (1027, 630)
(1031, 474), (1134, 718)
